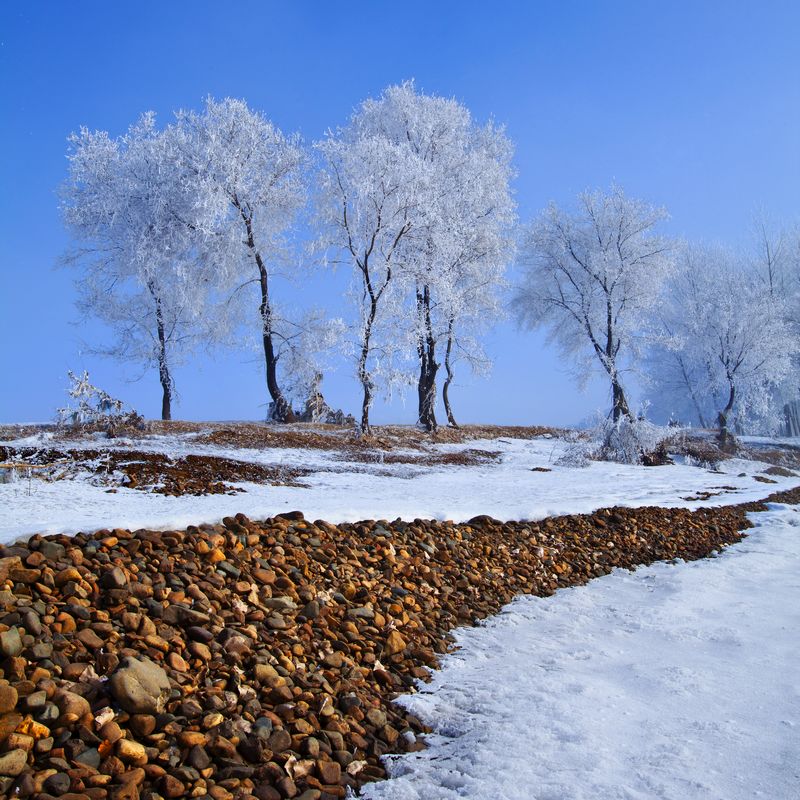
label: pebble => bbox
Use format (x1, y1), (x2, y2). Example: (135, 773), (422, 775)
(0, 684), (18, 714)
(0, 628), (23, 657)
(109, 657), (170, 715)
(0, 748), (28, 776)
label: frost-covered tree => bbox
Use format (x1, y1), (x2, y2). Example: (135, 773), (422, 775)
(176, 98), (306, 422)
(315, 93), (418, 432)
(61, 114), (207, 420)
(514, 186), (673, 422)
(317, 82), (514, 432)
(748, 214), (800, 433)
(379, 83), (515, 431)
(646, 244), (798, 445)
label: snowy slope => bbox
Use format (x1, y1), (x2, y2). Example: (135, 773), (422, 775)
(1, 435), (799, 541)
(361, 503), (800, 800)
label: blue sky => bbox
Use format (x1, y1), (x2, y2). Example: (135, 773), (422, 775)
(1, 1), (798, 425)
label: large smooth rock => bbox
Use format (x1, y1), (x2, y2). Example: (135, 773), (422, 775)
(109, 657), (171, 715)
(0, 748), (28, 776)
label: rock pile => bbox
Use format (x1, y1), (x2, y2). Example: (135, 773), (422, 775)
(0, 486), (797, 800)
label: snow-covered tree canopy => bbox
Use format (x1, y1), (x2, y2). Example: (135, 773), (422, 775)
(387, 83), (516, 430)
(646, 243), (799, 440)
(315, 81), (516, 431)
(314, 88), (421, 432)
(61, 114), (211, 420)
(173, 97), (309, 421)
(514, 186), (673, 421)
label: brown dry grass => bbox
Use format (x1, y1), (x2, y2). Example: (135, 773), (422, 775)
(194, 422), (560, 452)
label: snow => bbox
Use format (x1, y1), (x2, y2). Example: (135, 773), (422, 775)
(1, 434), (798, 542)
(361, 503), (800, 800)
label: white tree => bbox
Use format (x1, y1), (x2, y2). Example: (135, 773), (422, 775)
(749, 213), (800, 433)
(176, 98), (307, 422)
(372, 83), (516, 431)
(513, 186), (673, 422)
(317, 82), (514, 432)
(646, 244), (799, 445)
(315, 92), (419, 432)
(61, 114), (208, 420)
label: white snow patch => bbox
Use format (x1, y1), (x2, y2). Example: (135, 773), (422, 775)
(0, 434), (798, 542)
(360, 504), (800, 800)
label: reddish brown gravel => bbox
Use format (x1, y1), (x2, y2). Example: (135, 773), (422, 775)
(0, 486), (798, 800)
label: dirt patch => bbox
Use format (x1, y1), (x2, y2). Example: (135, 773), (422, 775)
(763, 465), (799, 477)
(746, 446), (800, 470)
(334, 446), (501, 468)
(0, 445), (308, 496)
(194, 422), (558, 452)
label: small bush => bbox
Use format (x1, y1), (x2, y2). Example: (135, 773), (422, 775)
(595, 416), (673, 465)
(56, 371), (147, 437)
(556, 415), (674, 467)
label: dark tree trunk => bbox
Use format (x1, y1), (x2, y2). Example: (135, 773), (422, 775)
(604, 301), (632, 424)
(443, 319), (458, 428)
(148, 281), (173, 421)
(717, 383), (737, 451)
(357, 300), (378, 434)
(784, 400), (800, 437)
(416, 285), (438, 432)
(611, 377), (631, 423)
(240, 209), (294, 423)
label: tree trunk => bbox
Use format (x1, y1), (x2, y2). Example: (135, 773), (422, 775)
(158, 357), (172, 421)
(148, 281), (173, 421)
(241, 211), (294, 423)
(416, 285), (438, 432)
(784, 399), (800, 437)
(605, 302), (631, 424)
(443, 320), (458, 428)
(717, 383), (736, 451)
(357, 300), (378, 434)
(611, 376), (631, 423)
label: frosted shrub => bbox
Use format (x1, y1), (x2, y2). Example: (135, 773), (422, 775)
(554, 431), (592, 468)
(594, 416), (672, 466)
(56, 371), (145, 436)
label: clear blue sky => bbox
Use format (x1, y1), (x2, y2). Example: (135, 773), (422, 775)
(1, 1), (798, 425)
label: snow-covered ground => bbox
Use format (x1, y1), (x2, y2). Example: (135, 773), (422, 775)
(1, 432), (798, 541)
(361, 502), (800, 800)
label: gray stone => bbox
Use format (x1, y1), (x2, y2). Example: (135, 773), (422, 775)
(37, 702), (59, 723)
(0, 628), (22, 657)
(75, 747), (101, 769)
(44, 773), (71, 795)
(262, 596), (297, 611)
(162, 604), (210, 627)
(0, 748), (28, 776)
(40, 541), (66, 561)
(215, 562), (240, 579)
(30, 642), (53, 660)
(299, 600), (320, 620)
(21, 610), (41, 636)
(109, 656), (171, 715)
